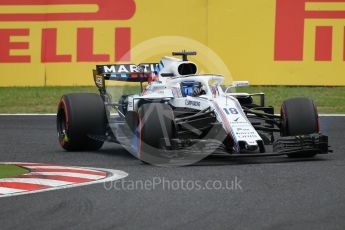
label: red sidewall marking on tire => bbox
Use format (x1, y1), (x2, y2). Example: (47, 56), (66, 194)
(60, 98), (69, 129)
(58, 98), (69, 147)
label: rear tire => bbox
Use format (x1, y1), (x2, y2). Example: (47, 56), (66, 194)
(57, 93), (106, 151)
(280, 97), (319, 157)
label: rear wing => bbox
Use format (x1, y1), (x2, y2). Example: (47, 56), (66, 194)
(94, 63), (159, 82)
(93, 63), (159, 91)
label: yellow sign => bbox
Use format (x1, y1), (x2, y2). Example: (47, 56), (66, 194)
(0, 0), (344, 86)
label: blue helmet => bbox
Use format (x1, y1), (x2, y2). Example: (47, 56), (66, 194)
(181, 81), (203, 97)
(181, 81), (194, 96)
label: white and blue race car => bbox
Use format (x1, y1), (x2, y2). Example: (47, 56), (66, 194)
(57, 51), (329, 165)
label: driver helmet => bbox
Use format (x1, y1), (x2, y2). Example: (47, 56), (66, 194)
(181, 81), (205, 97)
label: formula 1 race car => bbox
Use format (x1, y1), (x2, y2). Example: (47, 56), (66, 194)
(57, 51), (330, 165)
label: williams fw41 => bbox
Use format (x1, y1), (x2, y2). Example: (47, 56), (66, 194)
(57, 51), (330, 166)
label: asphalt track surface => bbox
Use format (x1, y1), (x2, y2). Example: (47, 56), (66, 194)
(0, 116), (344, 230)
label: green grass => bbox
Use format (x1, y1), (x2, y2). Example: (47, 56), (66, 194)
(0, 164), (29, 179)
(0, 87), (98, 113)
(0, 86), (344, 113)
(236, 86), (345, 114)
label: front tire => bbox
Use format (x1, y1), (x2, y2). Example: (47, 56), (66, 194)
(57, 93), (106, 151)
(136, 103), (175, 162)
(280, 97), (319, 157)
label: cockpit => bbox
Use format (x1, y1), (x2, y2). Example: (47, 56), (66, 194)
(180, 80), (206, 97)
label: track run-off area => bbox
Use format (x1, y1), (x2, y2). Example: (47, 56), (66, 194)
(0, 115), (344, 229)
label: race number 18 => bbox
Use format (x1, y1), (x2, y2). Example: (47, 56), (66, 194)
(223, 108), (239, 115)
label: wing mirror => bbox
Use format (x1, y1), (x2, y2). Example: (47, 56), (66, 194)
(225, 81), (249, 93)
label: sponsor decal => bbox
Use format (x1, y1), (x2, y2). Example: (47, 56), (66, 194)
(234, 127), (258, 138)
(95, 63), (159, 82)
(229, 121), (248, 124)
(95, 75), (104, 88)
(275, 0), (345, 61)
(0, 27), (131, 63)
(235, 133), (258, 138)
(0, 0), (136, 63)
(185, 99), (201, 107)
(0, 0), (136, 21)
(99, 63), (159, 74)
(236, 127), (250, 131)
